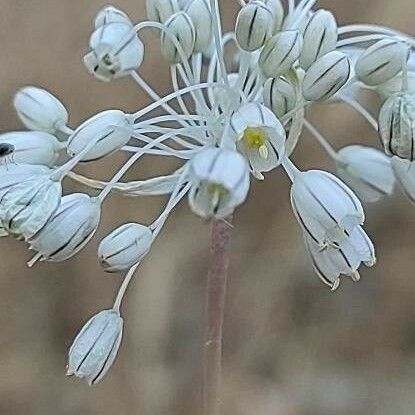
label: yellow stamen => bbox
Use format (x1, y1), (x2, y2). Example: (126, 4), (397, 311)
(258, 144), (269, 159)
(243, 127), (268, 158)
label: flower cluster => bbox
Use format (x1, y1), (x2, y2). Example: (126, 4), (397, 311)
(1, 0), (415, 384)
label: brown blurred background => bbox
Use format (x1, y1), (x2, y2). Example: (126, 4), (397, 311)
(0, 1), (415, 414)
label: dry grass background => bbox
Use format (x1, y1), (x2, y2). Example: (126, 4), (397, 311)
(0, 1), (415, 414)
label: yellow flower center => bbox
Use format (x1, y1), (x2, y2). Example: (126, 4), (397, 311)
(242, 127), (269, 159)
(207, 182), (228, 197)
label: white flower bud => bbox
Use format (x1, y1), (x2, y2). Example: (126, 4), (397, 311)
(230, 103), (286, 174)
(67, 110), (133, 162)
(263, 0), (284, 33)
(355, 38), (408, 86)
(302, 51), (351, 101)
(0, 131), (64, 167)
(146, 0), (179, 23)
(291, 170), (364, 247)
(98, 223), (153, 272)
(390, 156), (415, 203)
(0, 174), (62, 239)
(235, 1), (273, 52)
(259, 31), (303, 78)
(14, 86), (68, 134)
(161, 12), (195, 64)
(94, 5), (132, 28)
(84, 22), (144, 82)
(67, 309), (123, 385)
(336, 145), (395, 203)
(377, 71), (415, 101)
(29, 193), (101, 262)
(263, 77), (297, 118)
(189, 148), (250, 218)
(184, 0), (212, 52)
(299, 9), (338, 70)
(379, 92), (415, 160)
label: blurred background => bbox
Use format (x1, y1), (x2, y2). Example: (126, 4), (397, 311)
(0, 1), (414, 414)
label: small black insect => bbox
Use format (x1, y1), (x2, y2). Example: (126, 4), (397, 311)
(0, 143), (16, 167)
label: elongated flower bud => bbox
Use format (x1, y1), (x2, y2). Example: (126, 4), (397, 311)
(302, 51), (350, 101)
(98, 223), (153, 272)
(189, 148), (250, 219)
(0, 131), (64, 167)
(379, 92), (415, 160)
(146, 0), (179, 23)
(263, 0), (284, 33)
(67, 309), (123, 385)
(84, 22), (144, 82)
(259, 31), (303, 78)
(184, 0), (212, 52)
(94, 5), (132, 28)
(67, 110), (133, 161)
(161, 12), (195, 64)
(355, 38), (408, 86)
(14, 86), (68, 134)
(299, 9), (338, 70)
(235, 1), (273, 52)
(29, 193), (101, 263)
(336, 145), (395, 203)
(263, 77), (297, 118)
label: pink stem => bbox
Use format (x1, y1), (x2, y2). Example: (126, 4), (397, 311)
(203, 216), (233, 415)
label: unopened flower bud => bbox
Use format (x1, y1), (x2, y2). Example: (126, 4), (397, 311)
(355, 38), (408, 86)
(185, 0), (212, 52)
(67, 309), (123, 385)
(299, 9), (338, 70)
(29, 193), (101, 263)
(390, 156), (415, 203)
(302, 51), (351, 101)
(14, 86), (68, 134)
(0, 131), (64, 167)
(259, 31), (303, 78)
(94, 5), (132, 28)
(161, 12), (195, 64)
(263, 77), (297, 118)
(379, 92), (415, 160)
(67, 110), (133, 162)
(84, 22), (144, 82)
(236, 1), (273, 52)
(263, 0), (284, 33)
(146, 0), (179, 23)
(98, 223), (153, 272)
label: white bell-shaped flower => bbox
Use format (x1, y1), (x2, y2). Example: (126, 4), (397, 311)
(67, 110), (133, 161)
(98, 223), (153, 272)
(84, 22), (144, 82)
(94, 5), (132, 28)
(230, 103), (286, 175)
(67, 309), (123, 385)
(305, 226), (375, 291)
(0, 131), (64, 167)
(336, 145), (395, 203)
(29, 193), (101, 263)
(0, 173), (61, 239)
(390, 156), (415, 203)
(185, 0), (212, 53)
(291, 170), (365, 247)
(188, 147), (250, 219)
(14, 86), (68, 134)
(146, 0), (179, 23)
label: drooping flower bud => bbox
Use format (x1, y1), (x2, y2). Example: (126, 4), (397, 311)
(390, 156), (415, 203)
(235, 1), (273, 52)
(84, 22), (144, 82)
(0, 131), (64, 167)
(291, 170), (365, 248)
(263, 0), (284, 33)
(379, 92), (415, 160)
(67, 309), (123, 385)
(302, 51), (351, 101)
(14, 86), (68, 134)
(259, 31), (303, 78)
(263, 77), (297, 118)
(188, 148), (250, 219)
(94, 5), (132, 28)
(98, 223), (153, 272)
(67, 110), (133, 161)
(355, 38), (408, 86)
(146, 0), (179, 23)
(336, 145), (395, 203)
(230, 103), (286, 175)
(161, 12), (195, 64)
(0, 173), (62, 239)
(299, 9), (338, 70)
(29, 193), (101, 263)
(184, 0), (212, 52)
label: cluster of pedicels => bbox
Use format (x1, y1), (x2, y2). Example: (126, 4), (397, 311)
(1, 0), (415, 385)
